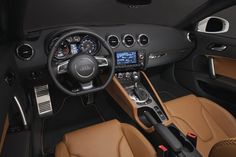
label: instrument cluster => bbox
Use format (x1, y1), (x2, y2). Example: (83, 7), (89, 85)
(48, 34), (100, 60)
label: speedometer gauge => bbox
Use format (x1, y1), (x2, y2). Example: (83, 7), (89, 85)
(80, 38), (98, 55)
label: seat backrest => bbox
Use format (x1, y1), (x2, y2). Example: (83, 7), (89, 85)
(209, 138), (236, 157)
(55, 120), (157, 157)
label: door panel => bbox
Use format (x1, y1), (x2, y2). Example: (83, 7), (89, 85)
(175, 33), (236, 116)
(175, 5), (236, 116)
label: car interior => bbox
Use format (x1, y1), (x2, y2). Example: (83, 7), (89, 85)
(1, 0), (236, 157)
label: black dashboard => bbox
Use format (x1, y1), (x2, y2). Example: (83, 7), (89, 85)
(14, 24), (195, 77)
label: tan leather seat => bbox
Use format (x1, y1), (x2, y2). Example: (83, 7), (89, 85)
(165, 94), (236, 157)
(55, 120), (156, 157)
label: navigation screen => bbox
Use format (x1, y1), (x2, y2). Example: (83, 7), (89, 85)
(115, 51), (137, 65)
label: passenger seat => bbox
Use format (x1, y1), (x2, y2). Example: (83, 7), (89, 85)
(165, 95), (236, 157)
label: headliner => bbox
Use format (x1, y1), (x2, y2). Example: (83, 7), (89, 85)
(23, 0), (208, 31)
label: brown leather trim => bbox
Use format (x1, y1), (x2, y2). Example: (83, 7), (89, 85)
(210, 55), (236, 80)
(140, 71), (172, 127)
(0, 115), (9, 154)
(106, 72), (172, 132)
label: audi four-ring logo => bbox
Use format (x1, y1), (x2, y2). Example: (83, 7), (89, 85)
(79, 65), (92, 72)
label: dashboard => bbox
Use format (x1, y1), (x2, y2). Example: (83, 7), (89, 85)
(14, 24), (195, 77)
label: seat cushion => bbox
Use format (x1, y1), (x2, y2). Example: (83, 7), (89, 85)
(55, 120), (156, 157)
(165, 95), (236, 157)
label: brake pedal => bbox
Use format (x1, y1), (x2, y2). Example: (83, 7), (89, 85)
(34, 85), (53, 117)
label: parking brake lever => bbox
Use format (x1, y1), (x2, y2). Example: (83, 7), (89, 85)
(144, 111), (183, 153)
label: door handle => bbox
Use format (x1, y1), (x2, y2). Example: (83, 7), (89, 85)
(210, 45), (227, 52)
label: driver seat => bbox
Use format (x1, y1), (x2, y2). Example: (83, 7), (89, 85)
(55, 120), (157, 157)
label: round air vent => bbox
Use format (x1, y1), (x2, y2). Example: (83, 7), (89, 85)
(107, 35), (120, 48)
(187, 32), (195, 42)
(123, 34), (135, 47)
(16, 44), (34, 60)
(138, 34), (149, 46)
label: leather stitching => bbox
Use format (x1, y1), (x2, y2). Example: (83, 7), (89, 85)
(201, 102), (229, 139)
(120, 125), (135, 157)
(200, 99), (234, 138)
(200, 105), (214, 141)
(118, 136), (124, 157)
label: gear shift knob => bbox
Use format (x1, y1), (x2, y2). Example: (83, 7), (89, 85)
(132, 72), (139, 88)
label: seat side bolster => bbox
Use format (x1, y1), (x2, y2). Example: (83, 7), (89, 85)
(121, 123), (157, 157)
(199, 97), (236, 137)
(55, 141), (70, 157)
(209, 138), (236, 157)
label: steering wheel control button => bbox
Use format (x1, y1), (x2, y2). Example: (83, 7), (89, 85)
(57, 60), (69, 74)
(123, 34), (135, 47)
(68, 54), (98, 83)
(95, 56), (109, 67)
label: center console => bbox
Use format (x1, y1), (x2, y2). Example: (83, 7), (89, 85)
(106, 49), (202, 157)
(106, 49), (171, 131)
(115, 71), (167, 124)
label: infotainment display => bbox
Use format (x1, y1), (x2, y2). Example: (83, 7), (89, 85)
(115, 51), (138, 65)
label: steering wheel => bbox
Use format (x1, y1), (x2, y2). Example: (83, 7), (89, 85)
(48, 30), (115, 96)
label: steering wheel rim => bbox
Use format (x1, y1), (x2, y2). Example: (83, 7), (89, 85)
(48, 29), (115, 96)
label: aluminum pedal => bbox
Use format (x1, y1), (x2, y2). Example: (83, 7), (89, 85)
(34, 85), (53, 117)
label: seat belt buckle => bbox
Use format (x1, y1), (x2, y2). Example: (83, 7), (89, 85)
(157, 145), (168, 157)
(186, 132), (197, 147)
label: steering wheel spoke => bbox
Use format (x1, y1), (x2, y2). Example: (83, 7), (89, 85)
(80, 81), (94, 90)
(95, 56), (109, 68)
(57, 60), (69, 74)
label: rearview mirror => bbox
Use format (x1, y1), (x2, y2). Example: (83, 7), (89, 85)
(196, 16), (229, 34)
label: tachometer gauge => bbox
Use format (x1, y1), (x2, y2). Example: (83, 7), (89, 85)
(80, 38), (98, 55)
(54, 41), (70, 59)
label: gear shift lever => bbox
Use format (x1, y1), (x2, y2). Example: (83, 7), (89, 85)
(132, 72), (139, 88)
(132, 72), (149, 102)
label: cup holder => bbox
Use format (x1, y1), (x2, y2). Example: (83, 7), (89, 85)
(168, 126), (194, 152)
